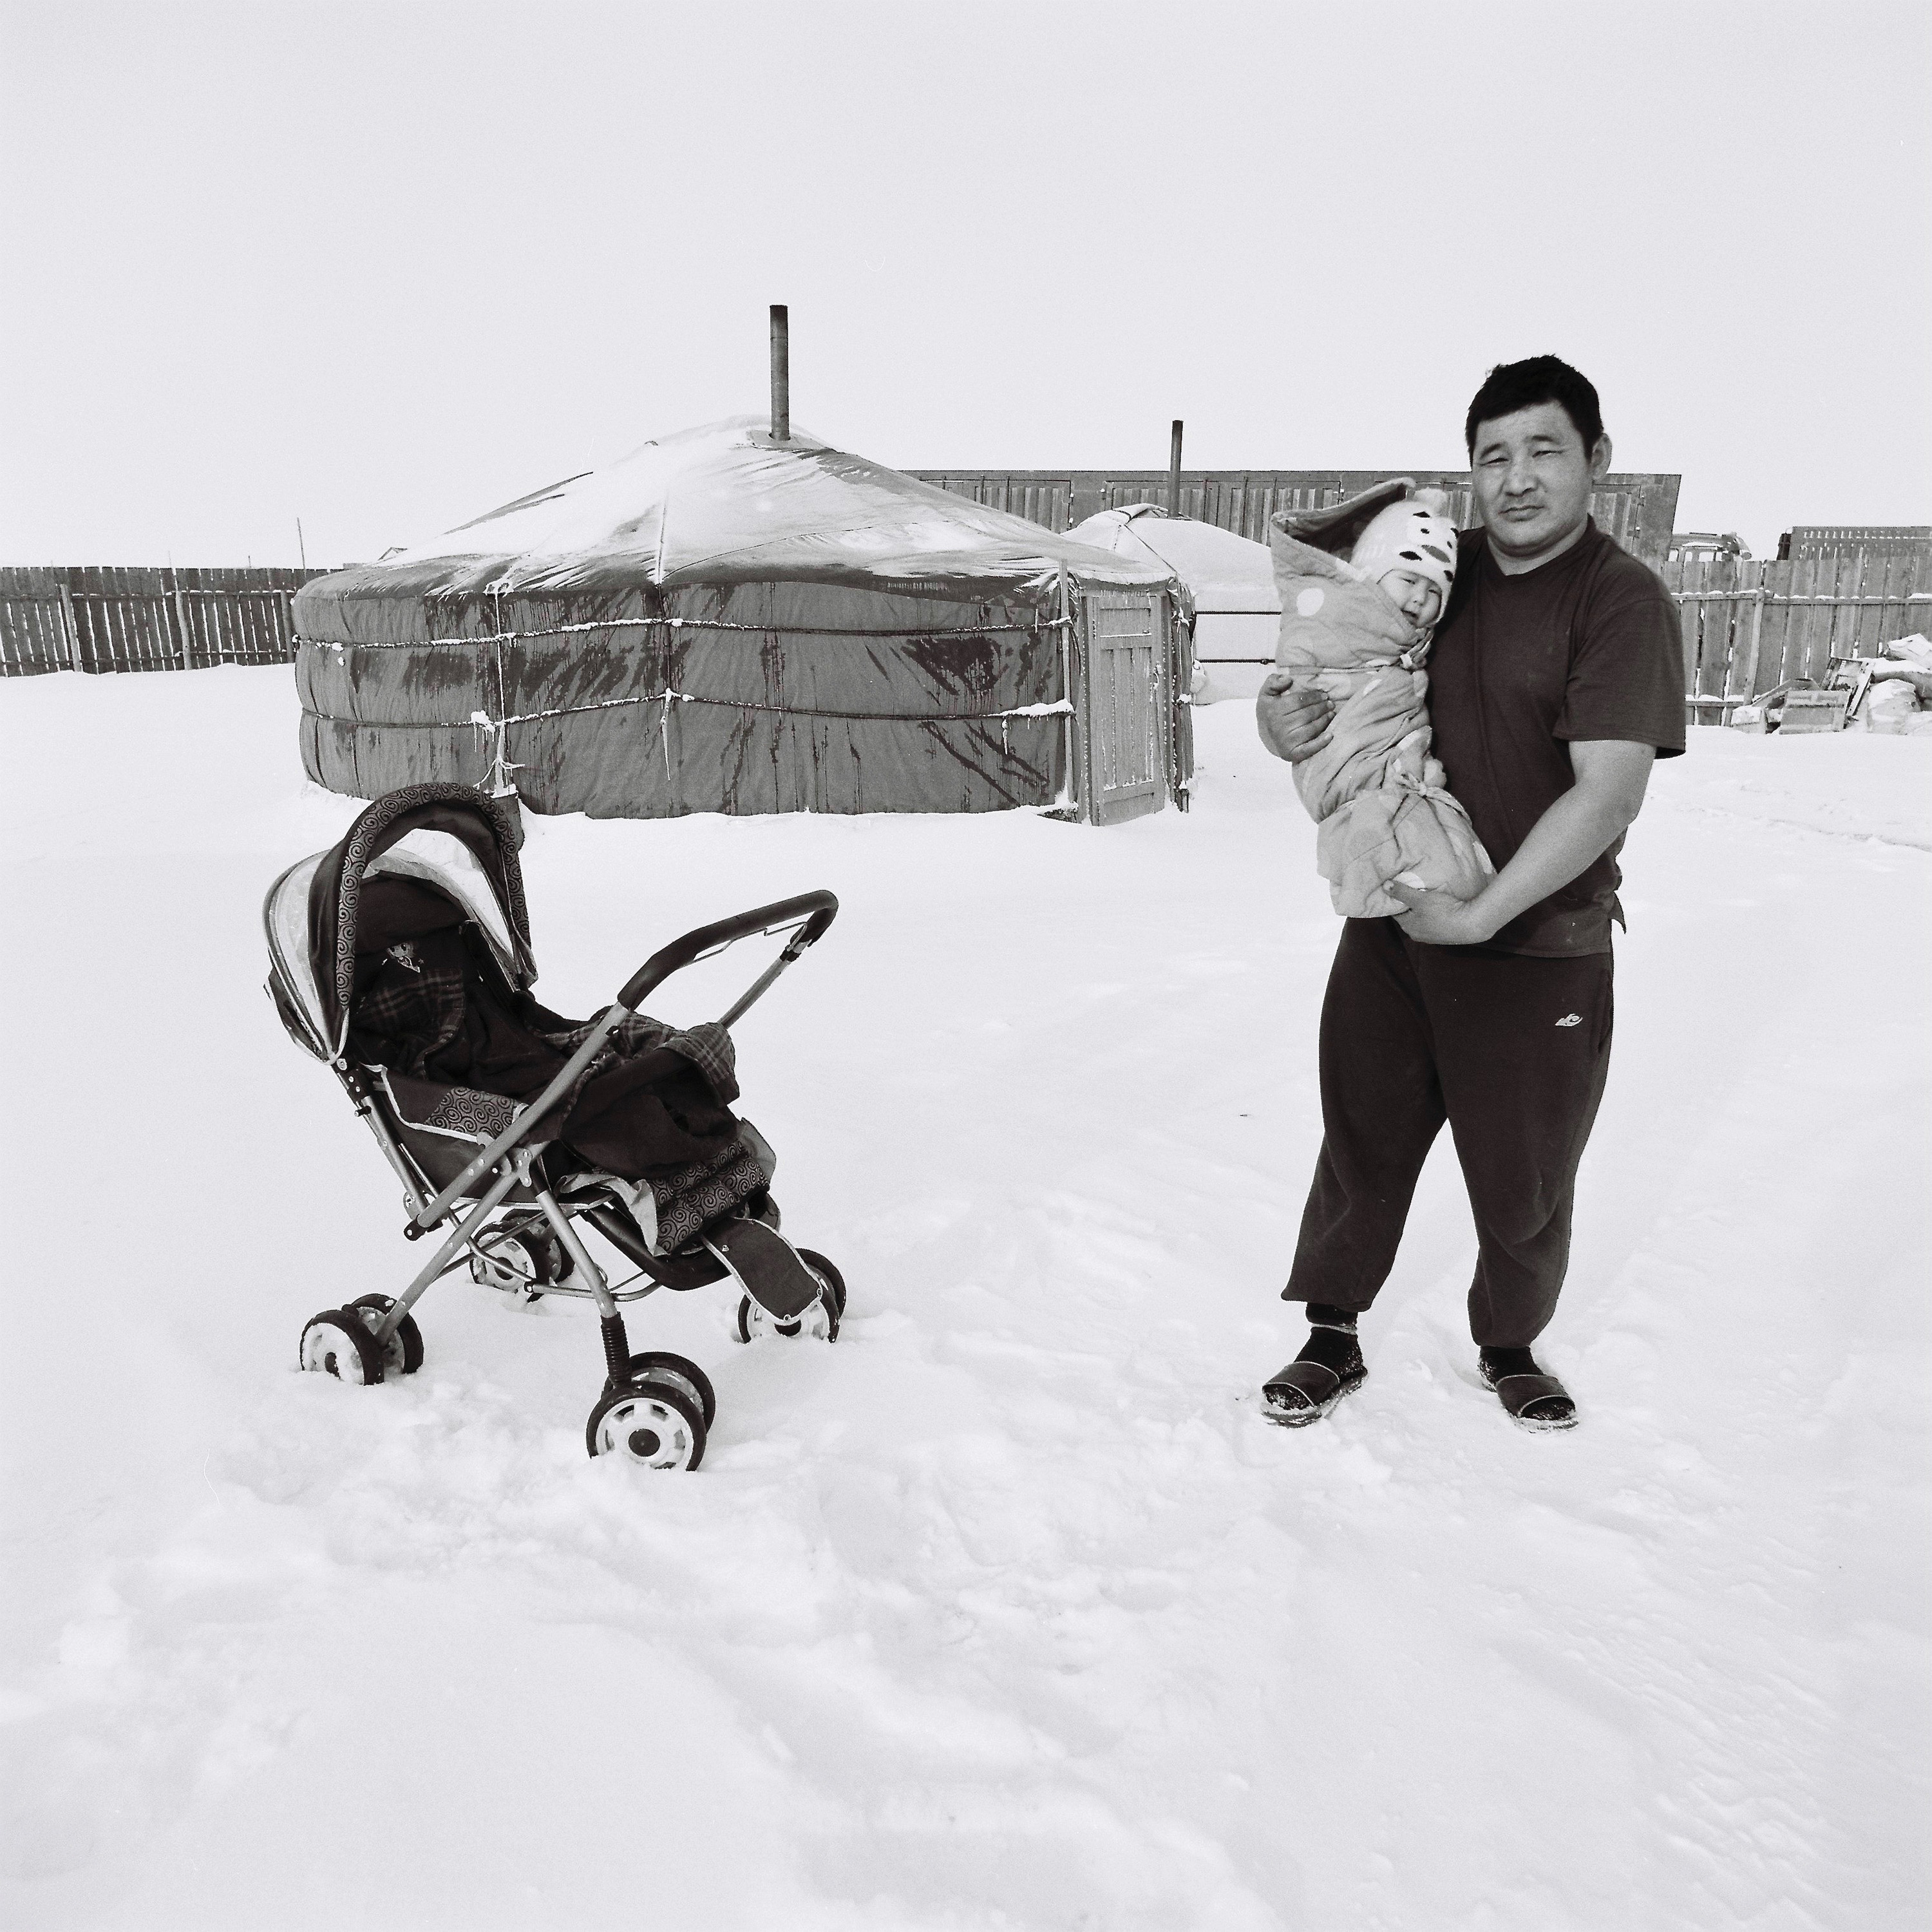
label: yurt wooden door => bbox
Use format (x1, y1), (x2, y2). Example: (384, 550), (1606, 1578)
(1077, 589), (1174, 825)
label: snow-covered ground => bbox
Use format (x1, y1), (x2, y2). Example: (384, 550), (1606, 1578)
(2, 668), (1927, 1931)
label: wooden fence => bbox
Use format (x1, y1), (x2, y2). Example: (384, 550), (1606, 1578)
(1782, 524), (1931, 565)
(1665, 549), (1931, 723)
(8, 542), (1929, 735)
(0, 566), (324, 677)
(912, 469), (1683, 573)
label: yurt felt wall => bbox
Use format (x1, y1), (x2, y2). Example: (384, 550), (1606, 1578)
(293, 419), (1174, 819)
(296, 582), (1071, 816)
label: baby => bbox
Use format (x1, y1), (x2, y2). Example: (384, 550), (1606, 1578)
(1356, 504), (1454, 633)
(1268, 486), (1492, 916)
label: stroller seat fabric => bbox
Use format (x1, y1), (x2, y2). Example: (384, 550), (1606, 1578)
(349, 873), (764, 1234)
(395, 1078), (525, 1141)
(645, 1138), (774, 1255)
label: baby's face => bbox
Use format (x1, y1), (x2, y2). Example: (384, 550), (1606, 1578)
(1379, 569), (1443, 629)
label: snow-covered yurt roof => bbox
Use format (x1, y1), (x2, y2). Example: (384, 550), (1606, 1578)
(307, 417), (1175, 612)
(1065, 505), (1278, 614)
(292, 418), (1191, 821)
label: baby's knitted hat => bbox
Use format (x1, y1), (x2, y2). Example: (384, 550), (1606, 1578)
(1350, 498), (1458, 603)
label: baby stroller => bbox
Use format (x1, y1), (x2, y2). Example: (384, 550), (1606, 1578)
(262, 781), (846, 1472)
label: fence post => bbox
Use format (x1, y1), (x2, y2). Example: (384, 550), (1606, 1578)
(57, 576), (82, 673)
(1737, 565), (1765, 708)
(166, 567), (195, 670)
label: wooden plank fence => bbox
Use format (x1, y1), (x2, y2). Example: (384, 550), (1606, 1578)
(0, 566), (325, 677)
(1665, 549), (1931, 724)
(912, 469), (1684, 573)
(7, 544), (1927, 738)
(1782, 524), (1931, 565)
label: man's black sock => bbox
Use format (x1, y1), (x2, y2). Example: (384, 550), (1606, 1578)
(1298, 1303), (1364, 1376)
(1479, 1346), (1539, 1381)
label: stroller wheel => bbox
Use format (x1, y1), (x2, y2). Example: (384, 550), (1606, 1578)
(469, 1212), (571, 1303)
(299, 1309), (384, 1385)
(585, 1379), (706, 1470)
(735, 1250), (844, 1345)
(622, 1351), (717, 1428)
(346, 1294), (425, 1378)
(797, 1250), (848, 1320)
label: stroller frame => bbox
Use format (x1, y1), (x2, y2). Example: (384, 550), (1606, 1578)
(345, 889), (835, 1336)
(265, 782), (842, 1469)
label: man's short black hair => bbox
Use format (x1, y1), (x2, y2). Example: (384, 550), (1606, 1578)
(1464, 356), (1605, 456)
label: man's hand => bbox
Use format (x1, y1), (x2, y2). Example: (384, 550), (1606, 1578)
(1387, 880), (1501, 946)
(1387, 741), (1658, 947)
(1256, 670), (1334, 764)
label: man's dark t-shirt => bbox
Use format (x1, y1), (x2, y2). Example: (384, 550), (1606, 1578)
(1428, 519), (1685, 956)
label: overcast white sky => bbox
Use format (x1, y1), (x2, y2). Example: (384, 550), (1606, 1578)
(3, 0), (1927, 566)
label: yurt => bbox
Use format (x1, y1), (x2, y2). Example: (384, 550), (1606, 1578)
(294, 419), (1189, 825)
(1065, 504), (1278, 704)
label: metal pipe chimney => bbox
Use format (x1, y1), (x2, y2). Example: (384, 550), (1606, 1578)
(1169, 419), (1184, 516)
(770, 305), (790, 442)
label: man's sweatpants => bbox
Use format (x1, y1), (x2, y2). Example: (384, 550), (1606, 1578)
(1283, 916), (1614, 1348)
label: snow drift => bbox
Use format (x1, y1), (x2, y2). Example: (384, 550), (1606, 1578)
(1, 666), (1927, 1930)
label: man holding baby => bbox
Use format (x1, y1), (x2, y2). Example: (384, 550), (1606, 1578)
(1257, 355), (1684, 1432)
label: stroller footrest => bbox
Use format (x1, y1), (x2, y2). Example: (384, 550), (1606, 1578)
(706, 1220), (821, 1320)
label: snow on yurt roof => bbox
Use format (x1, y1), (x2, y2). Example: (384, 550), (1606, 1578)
(329, 417), (1176, 605)
(1065, 505), (1279, 613)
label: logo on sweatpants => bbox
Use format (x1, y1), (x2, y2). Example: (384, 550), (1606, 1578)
(1555, 1013), (1582, 1028)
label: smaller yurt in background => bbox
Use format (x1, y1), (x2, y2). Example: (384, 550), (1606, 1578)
(1065, 506), (1278, 704)
(293, 421), (1193, 826)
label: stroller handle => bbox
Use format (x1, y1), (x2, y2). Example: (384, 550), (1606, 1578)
(618, 890), (838, 1014)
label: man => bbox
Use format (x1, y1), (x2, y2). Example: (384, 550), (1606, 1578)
(1256, 356), (1685, 1431)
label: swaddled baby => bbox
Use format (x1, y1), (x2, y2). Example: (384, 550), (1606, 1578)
(1270, 489), (1492, 917)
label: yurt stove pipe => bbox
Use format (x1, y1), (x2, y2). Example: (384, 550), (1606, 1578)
(770, 304), (790, 442)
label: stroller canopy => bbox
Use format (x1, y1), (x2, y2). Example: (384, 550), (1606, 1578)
(267, 785), (533, 1059)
